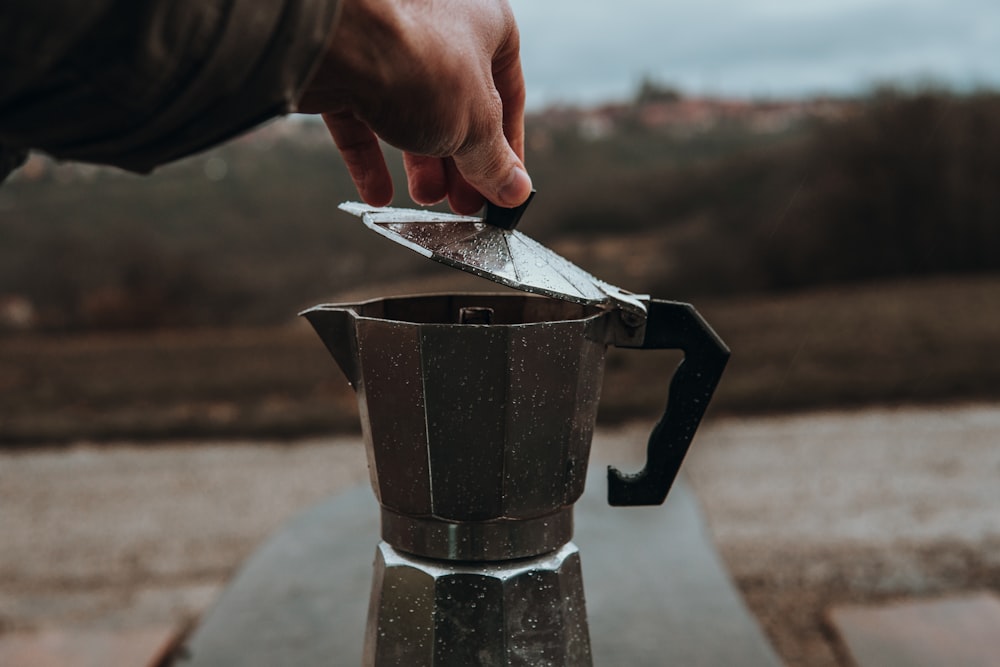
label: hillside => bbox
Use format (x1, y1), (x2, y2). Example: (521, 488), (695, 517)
(6, 88), (997, 332)
(3, 274), (999, 444)
(3, 88), (1000, 442)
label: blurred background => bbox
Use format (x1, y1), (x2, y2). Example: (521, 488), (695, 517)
(3, 79), (1000, 440)
(1, 1), (999, 665)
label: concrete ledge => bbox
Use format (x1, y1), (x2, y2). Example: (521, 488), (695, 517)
(0, 627), (177, 667)
(829, 591), (1000, 667)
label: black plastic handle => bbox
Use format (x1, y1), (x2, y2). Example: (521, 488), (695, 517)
(607, 299), (730, 506)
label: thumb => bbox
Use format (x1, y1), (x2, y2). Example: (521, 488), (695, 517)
(452, 131), (532, 208)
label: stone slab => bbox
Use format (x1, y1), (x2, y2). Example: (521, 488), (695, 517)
(0, 627), (176, 667)
(829, 591), (1000, 667)
(177, 469), (781, 667)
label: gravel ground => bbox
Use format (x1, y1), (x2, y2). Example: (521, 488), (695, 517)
(682, 404), (1000, 666)
(2, 404), (999, 665)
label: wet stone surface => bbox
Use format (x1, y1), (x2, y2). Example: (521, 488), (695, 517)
(2, 405), (998, 666)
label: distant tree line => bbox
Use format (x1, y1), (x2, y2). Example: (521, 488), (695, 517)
(530, 87), (1000, 296)
(1, 87), (998, 330)
(758, 88), (1000, 289)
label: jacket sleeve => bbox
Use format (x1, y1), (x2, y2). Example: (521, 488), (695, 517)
(0, 0), (340, 175)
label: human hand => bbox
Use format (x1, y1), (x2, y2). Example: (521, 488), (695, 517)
(297, 0), (532, 215)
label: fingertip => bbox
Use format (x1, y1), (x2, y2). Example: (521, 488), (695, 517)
(447, 181), (486, 215)
(453, 141), (531, 209)
(449, 192), (486, 216)
(498, 166), (532, 208)
(404, 154), (448, 205)
(410, 185), (446, 206)
(444, 159), (486, 215)
(356, 164), (393, 207)
(363, 181), (394, 207)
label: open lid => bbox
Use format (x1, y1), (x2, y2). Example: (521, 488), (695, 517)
(339, 197), (647, 317)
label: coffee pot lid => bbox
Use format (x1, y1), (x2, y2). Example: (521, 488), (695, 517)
(339, 197), (647, 317)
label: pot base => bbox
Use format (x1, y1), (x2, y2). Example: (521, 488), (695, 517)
(364, 541), (592, 666)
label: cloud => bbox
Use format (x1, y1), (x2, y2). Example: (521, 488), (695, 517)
(510, 0), (1000, 104)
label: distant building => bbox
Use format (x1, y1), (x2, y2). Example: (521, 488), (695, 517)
(526, 94), (860, 142)
(0, 295), (37, 331)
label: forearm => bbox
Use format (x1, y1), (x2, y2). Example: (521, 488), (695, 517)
(0, 0), (340, 173)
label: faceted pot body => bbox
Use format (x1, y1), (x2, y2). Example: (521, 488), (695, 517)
(304, 294), (610, 532)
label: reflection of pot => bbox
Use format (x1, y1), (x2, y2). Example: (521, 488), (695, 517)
(302, 200), (729, 665)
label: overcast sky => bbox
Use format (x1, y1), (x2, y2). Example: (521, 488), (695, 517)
(510, 0), (1000, 107)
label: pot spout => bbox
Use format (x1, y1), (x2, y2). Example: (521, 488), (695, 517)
(300, 305), (359, 387)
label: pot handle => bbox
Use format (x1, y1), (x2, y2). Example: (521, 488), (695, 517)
(607, 299), (730, 506)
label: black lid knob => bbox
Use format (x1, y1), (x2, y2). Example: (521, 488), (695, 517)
(483, 190), (536, 230)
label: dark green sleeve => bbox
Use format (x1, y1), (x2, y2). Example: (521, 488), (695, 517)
(0, 0), (340, 175)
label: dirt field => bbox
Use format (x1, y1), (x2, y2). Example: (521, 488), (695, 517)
(682, 406), (1000, 666)
(5, 275), (1000, 445)
(2, 404), (998, 665)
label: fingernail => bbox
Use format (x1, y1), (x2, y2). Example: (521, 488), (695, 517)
(499, 167), (532, 207)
